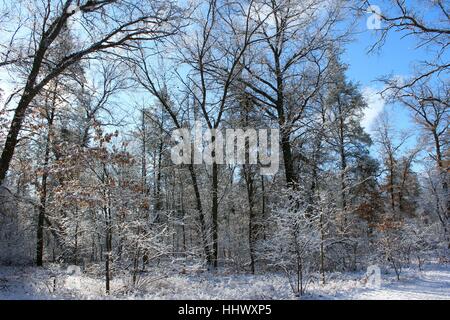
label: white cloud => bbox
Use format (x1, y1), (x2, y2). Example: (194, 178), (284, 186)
(361, 86), (385, 133)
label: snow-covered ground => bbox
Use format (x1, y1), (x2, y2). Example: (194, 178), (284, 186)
(347, 266), (450, 300)
(0, 263), (449, 300)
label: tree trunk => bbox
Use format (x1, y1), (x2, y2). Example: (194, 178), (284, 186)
(320, 212), (326, 284)
(280, 128), (297, 187)
(338, 104), (347, 227)
(104, 205), (112, 294)
(36, 89), (56, 266)
(432, 129), (449, 249)
(244, 164), (256, 274)
(0, 5), (71, 184)
(0, 94), (34, 184)
(388, 154), (396, 213)
(188, 164), (211, 264)
(261, 175), (266, 240)
(211, 160), (219, 268)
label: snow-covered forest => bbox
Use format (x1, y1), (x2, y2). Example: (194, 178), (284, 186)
(0, 0), (448, 300)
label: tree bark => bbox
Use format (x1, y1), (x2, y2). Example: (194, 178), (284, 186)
(244, 164), (256, 274)
(188, 164), (212, 264)
(36, 88), (56, 266)
(104, 205), (112, 294)
(211, 160), (219, 268)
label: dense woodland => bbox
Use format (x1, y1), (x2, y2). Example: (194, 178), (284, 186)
(0, 0), (448, 296)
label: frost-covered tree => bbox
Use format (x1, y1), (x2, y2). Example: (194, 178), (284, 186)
(263, 187), (322, 296)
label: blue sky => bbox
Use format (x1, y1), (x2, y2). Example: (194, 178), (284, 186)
(342, 14), (426, 136)
(0, 1), (441, 145)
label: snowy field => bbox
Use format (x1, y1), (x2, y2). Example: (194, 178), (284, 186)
(0, 263), (449, 300)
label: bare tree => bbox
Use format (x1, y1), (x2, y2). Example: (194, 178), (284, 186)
(361, 0), (449, 88)
(373, 111), (417, 218)
(386, 79), (449, 247)
(0, 0), (182, 184)
(237, 0), (350, 187)
(171, 0), (272, 268)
